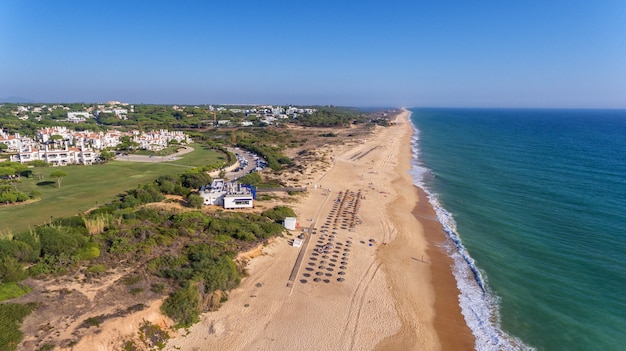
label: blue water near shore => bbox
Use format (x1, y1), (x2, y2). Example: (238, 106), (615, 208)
(408, 108), (626, 351)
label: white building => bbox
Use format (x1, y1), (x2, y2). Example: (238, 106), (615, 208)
(292, 238), (303, 248)
(11, 144), (97, 165)
(199, 179), (254, 209)
(200, 179), (227, 206)
(0, 129), (35, 152)
(283, 217), (297, 230)
(67, 112), (91, 123)
(223, 191), (254, 209)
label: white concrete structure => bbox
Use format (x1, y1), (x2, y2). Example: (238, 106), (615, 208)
(283, 217), (297, 230)
(200, 179), (227, 206)
(223, 192), (254, 209)
(11, 144), (97, 165)
(199, 179), (254, 209)
(67, 112), (91, 123)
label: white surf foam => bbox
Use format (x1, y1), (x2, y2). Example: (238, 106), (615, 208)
(408, 115), (535, 351)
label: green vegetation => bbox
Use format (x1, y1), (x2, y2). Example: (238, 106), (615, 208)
(49, 170), (67, 188)
(0, 102), (387, 343)
(84, 316), (103, 328)
(0, 103), (383, 138)
(295, 106), (367, 127)
(186, 193), (204, 208)
(0, 302), (36, 351)
(0, 146), (224, 235)
(138, 320), (170, 350)
(236, 129), (293, 171)
(160, 283), (200, 328)
(0, 173), (289, 332)
(261, 206), (297, 222)
(0, 161), (37, 205)
(85, 264), (107, 274)
(238, 171), (262, 185)
(0, 282), (30, 301)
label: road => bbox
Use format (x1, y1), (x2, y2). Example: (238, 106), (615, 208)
(225, 146), (261, 180)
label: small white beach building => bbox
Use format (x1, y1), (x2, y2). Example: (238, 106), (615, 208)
(283, 217), (297, 230)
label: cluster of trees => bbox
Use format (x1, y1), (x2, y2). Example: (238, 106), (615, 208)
(294, 107), (368, 127)
(0, 185), (38, 205)
(0, 104), (104, 136)
(0, 161), (41, 204)
(0, 222), (99, 283)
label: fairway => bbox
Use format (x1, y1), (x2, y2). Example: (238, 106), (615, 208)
(0, 146), (225, 235)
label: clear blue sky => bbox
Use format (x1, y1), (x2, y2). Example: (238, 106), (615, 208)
(1, 0), (625, 107)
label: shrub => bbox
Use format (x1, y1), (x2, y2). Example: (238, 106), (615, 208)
(0, 257), (27, 283)
(37, 226), (87, 257)
(150, 283), (166, 293)
(239, 171), (262, 185)
(129, 287), (144, 295)
(86, 264), (107, 274)
(161, 284), (200, 328)
(13, 231), (41, 262)
(138, 320), (170, 350)
(121, 275), (142, 286)
(83, 316), (102, 328)
(75, 243), (100, 260)
(0, 240), (34, 263)
(261, 206), (296, 222)
(0, 282), (30, 301)
(186, 194), (204, 209)
(0, 302), (36, 351)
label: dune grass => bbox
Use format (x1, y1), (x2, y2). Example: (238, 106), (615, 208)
(0, 283), (31, 302)
(0, 146), (225, 235)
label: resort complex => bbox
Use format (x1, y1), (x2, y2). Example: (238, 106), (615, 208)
(1, 126), (192, 165)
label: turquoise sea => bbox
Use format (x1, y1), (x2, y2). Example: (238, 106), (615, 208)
(408, 108), (626, 351)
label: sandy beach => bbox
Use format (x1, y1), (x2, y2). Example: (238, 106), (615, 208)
(163, 109), (474, 350)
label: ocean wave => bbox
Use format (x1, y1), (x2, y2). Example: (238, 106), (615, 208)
(408, 116), (535, 351)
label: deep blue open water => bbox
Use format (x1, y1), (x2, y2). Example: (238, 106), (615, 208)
(408, 108), (626, 351)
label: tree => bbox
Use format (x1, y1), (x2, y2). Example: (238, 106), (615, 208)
(28, 160), (49, 168)
(28, 160), (49, 180)
(186, 193), (204, 209)
(119, 136), (139, 152)
(0, 143), (7, 152)
(98, 150), (115, 162)
(49, 170), (67, 188)
(181, 170), (211, 189)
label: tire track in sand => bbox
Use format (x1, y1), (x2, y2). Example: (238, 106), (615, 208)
(340, 259), (382, 350)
